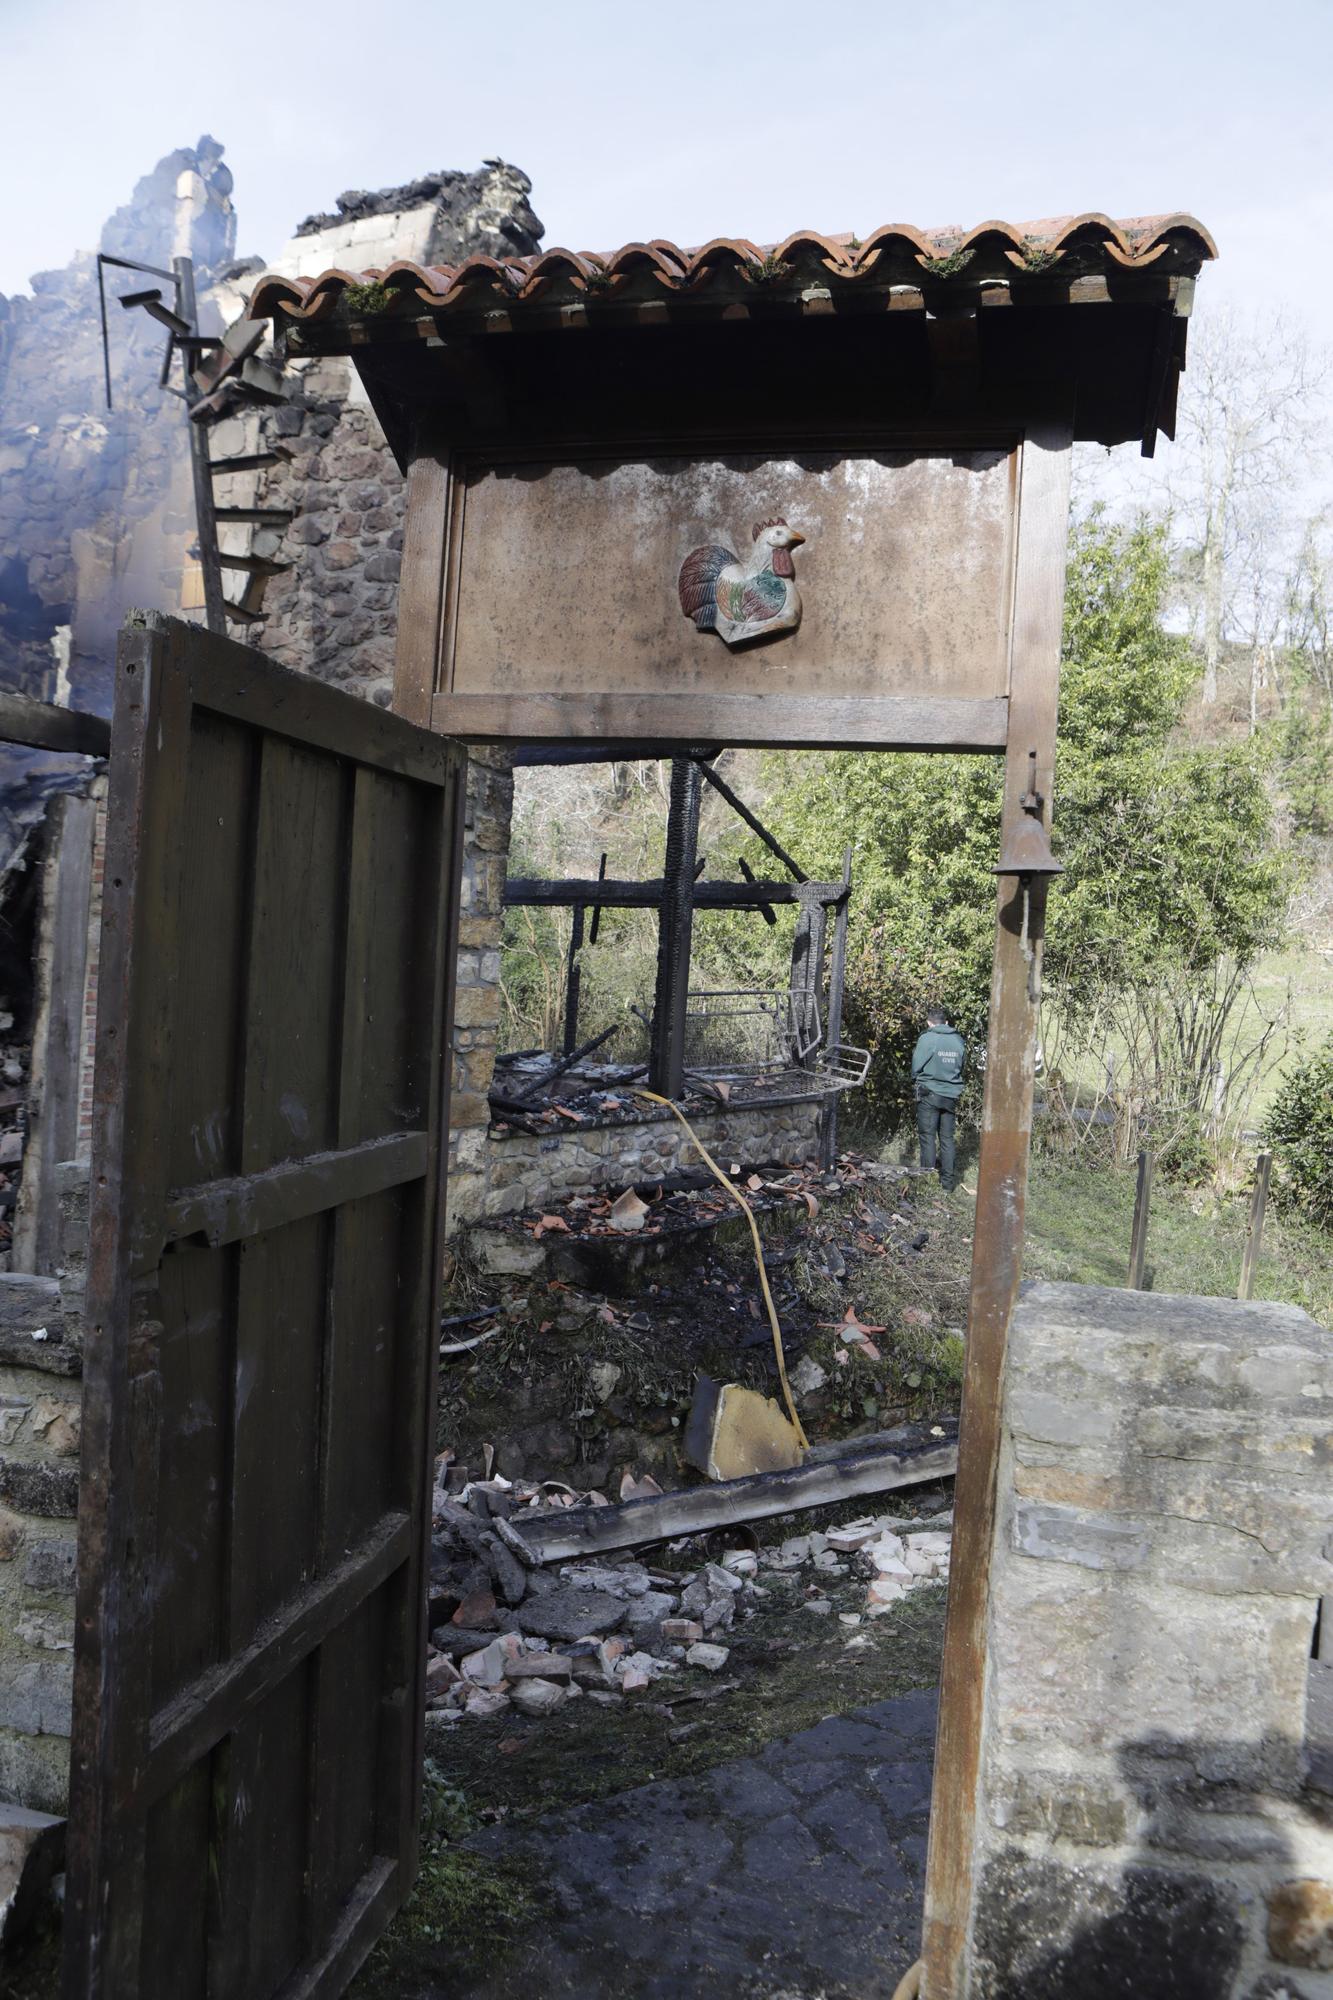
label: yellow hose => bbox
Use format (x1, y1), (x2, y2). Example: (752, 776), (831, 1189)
(631, 1087), (809, 1450)
(891, 1962), (924, 2000)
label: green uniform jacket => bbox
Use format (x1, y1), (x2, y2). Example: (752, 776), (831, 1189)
(911, 1025), (967, 1102)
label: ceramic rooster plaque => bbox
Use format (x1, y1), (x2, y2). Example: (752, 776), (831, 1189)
(678, 518), (805, 648)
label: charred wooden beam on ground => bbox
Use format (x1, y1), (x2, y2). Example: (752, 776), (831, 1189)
(501, 1024), (622, 1107)
(496, 1425), (958, 1566)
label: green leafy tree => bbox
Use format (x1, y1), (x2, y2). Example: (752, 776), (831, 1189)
(1264, 1035), (1333, 1229)
(726, 513), (1290, 1123)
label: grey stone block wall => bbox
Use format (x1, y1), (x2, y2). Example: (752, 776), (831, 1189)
(469, 1096), (824, 1224)
(0, 1272), (82, 1815)
(961, 1282), (1333, 1999)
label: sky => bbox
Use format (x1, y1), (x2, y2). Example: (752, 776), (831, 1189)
(3, 0), (1332, 343)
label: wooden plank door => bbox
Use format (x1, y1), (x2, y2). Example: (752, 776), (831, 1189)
(64, 613), (465, 1999)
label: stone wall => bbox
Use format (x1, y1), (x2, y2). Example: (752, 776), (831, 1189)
(449, 747), (515, 1230)
(958, 1282), (1333, 1998)
(0, 136), (238, 715)
(469, 1093), (825, 1228)
(0, 1250), (85, 1814)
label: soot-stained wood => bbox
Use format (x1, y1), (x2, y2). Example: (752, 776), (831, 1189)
(64, 613), (464, 2000)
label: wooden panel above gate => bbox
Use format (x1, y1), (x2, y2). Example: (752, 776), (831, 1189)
(400, 437), (1020, 752)
(446, 447), (1017, 703)
(65, 613), (464, 2000)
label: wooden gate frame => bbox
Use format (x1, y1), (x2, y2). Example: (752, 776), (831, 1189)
(396, 420), (1074, 1999)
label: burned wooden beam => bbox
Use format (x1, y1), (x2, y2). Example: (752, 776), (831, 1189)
(510, 742), (722, 768)
(504, 877), (818, 910)
(563, 902), (585, 1056)
(0, 694), (110, 759)
(692, 754), (807, 882)
(587, 852), (609, 944)
(496, 1427), (958, 1566)
(738, 857), (777, 925)
(651, 756), (703, 1096)
(504, 1023), (620, 1105)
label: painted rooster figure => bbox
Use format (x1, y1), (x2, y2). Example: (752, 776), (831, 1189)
(678, 518), (806, 648)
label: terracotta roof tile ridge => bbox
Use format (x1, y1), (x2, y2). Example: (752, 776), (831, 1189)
(247, 211), (1215, 324)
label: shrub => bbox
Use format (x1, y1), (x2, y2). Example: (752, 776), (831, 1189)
(1264, 1036), (1333, 1229)
(1153, 1108), (1215, 1189)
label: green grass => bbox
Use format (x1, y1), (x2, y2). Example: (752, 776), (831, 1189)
(1249, 942), (1333, 1116)
(1021, 1155), (1333, 1324)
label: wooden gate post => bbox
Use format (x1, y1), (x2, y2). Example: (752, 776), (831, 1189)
(1238, 1150), (1273, 1301)
(921, 423), (1073, 2000)
(1127, 1149), (1154, 1290)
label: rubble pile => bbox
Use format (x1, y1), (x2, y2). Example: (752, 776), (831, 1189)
(427, 1464), (953, 1726)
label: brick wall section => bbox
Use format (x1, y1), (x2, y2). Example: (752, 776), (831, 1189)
(958, 1282), (1333, 1998)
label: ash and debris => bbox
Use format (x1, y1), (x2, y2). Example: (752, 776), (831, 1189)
(426, 1465), (953, 1729)
(441, 1150), (968, 1493)
(490, 1056), (832, 1134)
(430, 1146), (963, 1731)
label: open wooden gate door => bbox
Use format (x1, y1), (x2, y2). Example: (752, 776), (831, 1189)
(64, 614), (465, 1998)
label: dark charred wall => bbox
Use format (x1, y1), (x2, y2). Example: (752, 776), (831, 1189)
(0, 138), (238, 716)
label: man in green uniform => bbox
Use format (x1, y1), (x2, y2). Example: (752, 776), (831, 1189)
(911, 1005), (967, 1193)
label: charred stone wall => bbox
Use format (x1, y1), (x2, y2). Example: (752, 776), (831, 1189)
(0, 137), (238, 715)
(958, 1283), (1333, 1998)
(471, 1096), (824, 1253)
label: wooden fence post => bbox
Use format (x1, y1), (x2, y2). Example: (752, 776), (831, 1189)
(1126, 1149), (1154, 1290)
(1238, 1151), (1272, 1301)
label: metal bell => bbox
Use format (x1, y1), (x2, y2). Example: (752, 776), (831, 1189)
(993, 808), (1062, 880)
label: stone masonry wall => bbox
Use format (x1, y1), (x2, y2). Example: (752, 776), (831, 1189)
(0, 1245), (86, 1814)
(471, 1095), (824, 1227)
(960, 1282), (1333, 1999)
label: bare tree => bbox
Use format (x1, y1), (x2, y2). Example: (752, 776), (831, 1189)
(1286, 511), (1333, 713)
(1168, 308), (1328, 705)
